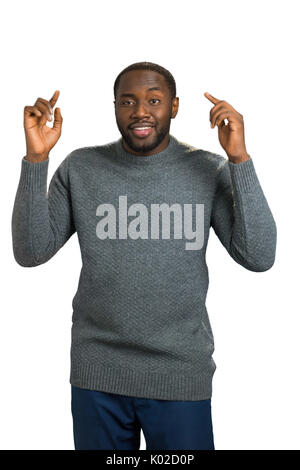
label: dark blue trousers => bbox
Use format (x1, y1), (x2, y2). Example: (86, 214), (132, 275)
(71, 385), (215, 450)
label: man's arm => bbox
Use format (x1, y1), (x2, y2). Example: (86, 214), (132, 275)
(11, 154), (76, 267)
(210, 155), (277, 272)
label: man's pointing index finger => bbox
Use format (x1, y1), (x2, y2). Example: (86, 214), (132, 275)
(204, 92), (220, 104)
(49, 90), (60, 108)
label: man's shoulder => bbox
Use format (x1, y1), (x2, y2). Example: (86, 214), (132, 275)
(62, 142), (119, 173)
(176, 136), (227, 171)
(67, 141), (115, 160)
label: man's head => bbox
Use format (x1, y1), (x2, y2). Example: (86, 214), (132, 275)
(114, 62), (179, 155)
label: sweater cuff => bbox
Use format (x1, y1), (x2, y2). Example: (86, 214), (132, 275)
(228, 156), (260, 192)
(18, 156), (50, 192)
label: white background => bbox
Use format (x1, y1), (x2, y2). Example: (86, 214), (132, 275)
(1, 0), (299, 450)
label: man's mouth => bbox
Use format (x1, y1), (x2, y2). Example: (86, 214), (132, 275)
(130, 126), (154, 138)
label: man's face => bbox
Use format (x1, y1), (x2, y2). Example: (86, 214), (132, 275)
(114, 69), (179, 155)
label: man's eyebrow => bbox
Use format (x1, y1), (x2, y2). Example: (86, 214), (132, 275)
(119, 87), (163, 98)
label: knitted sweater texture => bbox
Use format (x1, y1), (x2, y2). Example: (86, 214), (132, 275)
(11, 134), (277, 400)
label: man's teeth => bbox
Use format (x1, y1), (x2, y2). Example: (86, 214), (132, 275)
(134, 127), (151, 130)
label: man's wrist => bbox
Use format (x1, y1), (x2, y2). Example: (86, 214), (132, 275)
(25, 152), (49, 163)
(227, 152), (250, 164)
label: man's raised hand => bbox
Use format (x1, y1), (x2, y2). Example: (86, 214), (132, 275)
(204, 92), (250, 163)
(24, 90), (62, 162)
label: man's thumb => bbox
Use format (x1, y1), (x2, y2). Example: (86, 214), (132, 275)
(52, 107), (63, 132)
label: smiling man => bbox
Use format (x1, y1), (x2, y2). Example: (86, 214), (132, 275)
(12, 61), (277, 451)
(114, 68), (178, 155)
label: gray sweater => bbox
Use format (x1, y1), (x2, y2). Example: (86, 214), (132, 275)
(11, 134), (277, 400)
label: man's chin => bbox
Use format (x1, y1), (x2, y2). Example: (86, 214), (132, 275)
(122, 129), (169, 154)
(122, 134), (158, 154)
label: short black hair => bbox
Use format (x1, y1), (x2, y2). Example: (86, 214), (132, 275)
(114, 61), (176, 101)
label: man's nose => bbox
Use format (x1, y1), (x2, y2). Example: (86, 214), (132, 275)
(130, 102), (151, 117)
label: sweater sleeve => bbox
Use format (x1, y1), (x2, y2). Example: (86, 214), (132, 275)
(210, 155), (277, 272)
(11, 154), (76, 267)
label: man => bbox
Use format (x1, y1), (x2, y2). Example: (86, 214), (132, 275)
(11, 61), (277, 450)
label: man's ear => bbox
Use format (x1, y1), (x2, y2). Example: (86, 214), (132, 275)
(172, 97), (179, 118)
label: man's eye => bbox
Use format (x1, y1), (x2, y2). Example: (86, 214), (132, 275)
(120, 99), (161, 105)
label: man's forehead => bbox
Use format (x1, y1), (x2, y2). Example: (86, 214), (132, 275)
(118, 70), (166, 92)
